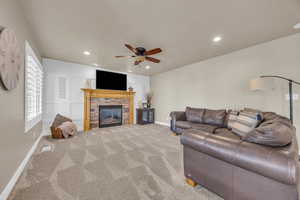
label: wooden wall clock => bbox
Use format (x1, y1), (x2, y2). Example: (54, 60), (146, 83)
(0, 27), (22, 91)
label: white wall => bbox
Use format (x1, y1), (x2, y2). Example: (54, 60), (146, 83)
(43, 59), (150, 130)
(151, 33), (300, 134)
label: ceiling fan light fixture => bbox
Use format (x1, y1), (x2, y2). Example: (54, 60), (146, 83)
(136, 56), (145, 62)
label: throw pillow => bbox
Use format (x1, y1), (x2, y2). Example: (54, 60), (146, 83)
(185, 107), (205, 123)
(227, 110), (239, 129)
(243, 107), (264, 121)
(231, 111), (263, 138)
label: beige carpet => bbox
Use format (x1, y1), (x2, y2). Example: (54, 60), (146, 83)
(9, 124), (223, 200)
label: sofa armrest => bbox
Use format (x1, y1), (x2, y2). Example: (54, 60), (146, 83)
(170, 111), (186, 121)
(181, 129), (299, 185)
(170, 111), (186, 134)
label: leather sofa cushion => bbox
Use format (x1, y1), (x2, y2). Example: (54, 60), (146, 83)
(175, 121), (192, 129)
(185, 107), (205, 123)
(243, 119), (293, 147)
(203, 109), (226, 127)
(190, 123), (219, 133)
(181, 129), (298, 185)
(214, 128), (240, 140)
(170, 111), (186, 121)
(175, 121), (218, 133)
(275, 116), (292, 127)
(263, 112), (278, 121)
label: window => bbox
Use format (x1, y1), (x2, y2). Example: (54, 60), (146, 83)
(25, 41), (43, 132)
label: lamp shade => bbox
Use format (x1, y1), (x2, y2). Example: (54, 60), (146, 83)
(250, 78), (265, 91)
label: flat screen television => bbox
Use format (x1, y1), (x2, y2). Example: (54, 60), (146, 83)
(96, 70), (127, 90)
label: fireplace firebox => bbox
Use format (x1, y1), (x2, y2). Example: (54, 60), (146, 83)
(99, 105), (123, 128)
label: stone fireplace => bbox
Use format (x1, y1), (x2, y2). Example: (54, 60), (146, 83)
(82, 89), (135, 131)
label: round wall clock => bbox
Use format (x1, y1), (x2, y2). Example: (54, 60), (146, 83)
(0, 28), (22, 91)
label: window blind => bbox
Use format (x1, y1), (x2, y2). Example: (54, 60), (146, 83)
(25, 42), (43, 132)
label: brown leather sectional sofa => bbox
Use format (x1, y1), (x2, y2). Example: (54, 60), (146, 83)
(170, 107), (299, 200)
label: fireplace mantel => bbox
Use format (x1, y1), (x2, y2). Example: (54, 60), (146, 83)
(81, 88), (135, 131)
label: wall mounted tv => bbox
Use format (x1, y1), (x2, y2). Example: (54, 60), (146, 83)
(96, 70), (127, 91)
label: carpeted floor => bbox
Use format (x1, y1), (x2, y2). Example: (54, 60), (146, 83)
(9, 124), (223, 200)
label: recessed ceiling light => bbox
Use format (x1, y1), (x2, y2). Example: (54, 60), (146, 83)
(145, 65), (151, 70)
(83, 51), (91, 56)
(92, 63), (98, 66)
(294, 23), (300, 29)
(213, 36), (222, 43)
(128, 69), (132, 73)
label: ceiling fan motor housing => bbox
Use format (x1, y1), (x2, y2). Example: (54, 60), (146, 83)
(136, 47), (146, 56)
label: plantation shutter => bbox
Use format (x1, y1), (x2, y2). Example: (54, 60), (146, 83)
(25, 41), (43, 132)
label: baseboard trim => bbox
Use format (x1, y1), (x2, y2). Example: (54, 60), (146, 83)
(155, 121), (170, 127)
(0, 132), (45, 200)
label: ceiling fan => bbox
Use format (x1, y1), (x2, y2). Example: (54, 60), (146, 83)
(115, 44), (162, 65)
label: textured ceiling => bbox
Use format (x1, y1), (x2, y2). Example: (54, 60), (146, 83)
(19, 0), (300, 75)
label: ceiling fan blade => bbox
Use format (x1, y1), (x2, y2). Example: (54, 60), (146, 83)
(146, 57), (160, 63)
(134, 60), (142, 65)
(145, 48), (162, 56)
(125, 44), (137, 54)
(115, 55), (136, 58)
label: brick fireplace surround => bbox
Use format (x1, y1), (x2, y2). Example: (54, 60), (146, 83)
(81, 89), (135, 131)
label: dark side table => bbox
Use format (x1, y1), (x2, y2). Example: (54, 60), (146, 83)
(136, 108), (155, 125)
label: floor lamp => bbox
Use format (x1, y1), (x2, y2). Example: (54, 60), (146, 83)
(258, 76), (300, 124)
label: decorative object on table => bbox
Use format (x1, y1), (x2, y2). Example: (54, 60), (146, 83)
(0, 27), (22, 91)
(136, 108), (155, 125)
(84, 79), (92, 88)
(84, 79), (96, 89)
(138, 100), (143, 109)
(115, 44), (162, 66)
(250, 75), (300, 124)
(142, 102), (148, 109)
(50, 114), (77, 139)
(128, 86), (133, 92)
(146, 91), (153, 108)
